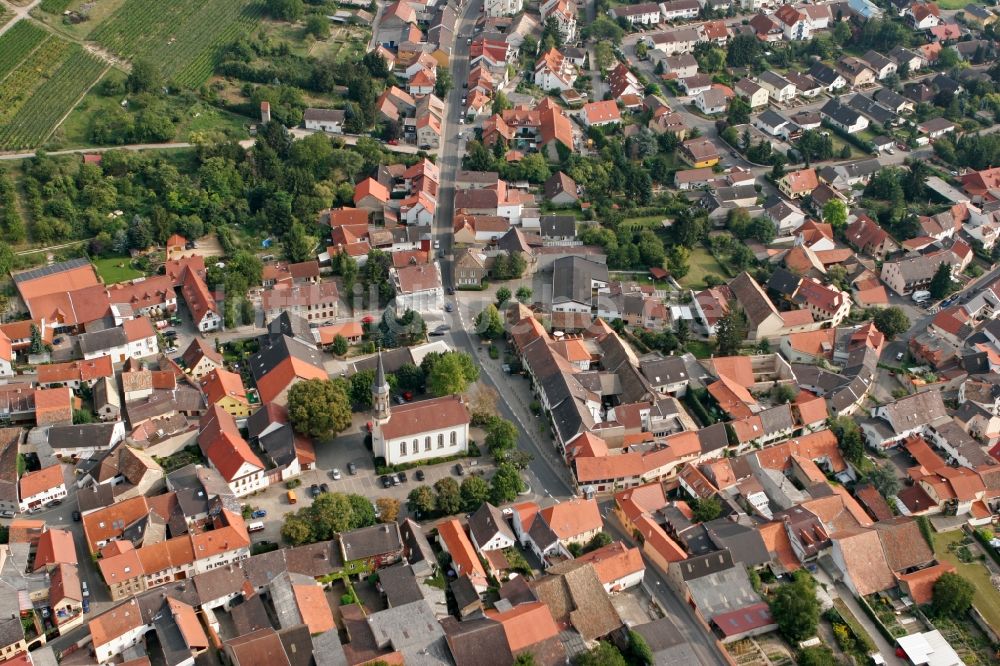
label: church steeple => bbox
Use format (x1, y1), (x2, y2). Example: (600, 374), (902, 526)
(372, 350), (391, 423)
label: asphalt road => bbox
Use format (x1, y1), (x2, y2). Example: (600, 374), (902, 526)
(602, 503), (728, 666)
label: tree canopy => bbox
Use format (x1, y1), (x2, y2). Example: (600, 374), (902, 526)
(873, 306), (910, 339)
(932, 572), (975, 617)
(287, 378), (352, 438)
(770, 571), (820, 642)
(424, 351), (479, 396)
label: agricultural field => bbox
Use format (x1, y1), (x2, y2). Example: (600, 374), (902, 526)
(0, 21), (107, 150)
(90, 0), (265, 87)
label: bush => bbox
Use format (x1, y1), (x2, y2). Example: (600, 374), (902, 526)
(286, 478), (302, 489)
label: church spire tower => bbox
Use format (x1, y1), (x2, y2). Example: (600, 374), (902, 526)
(372, 350), (391, 423)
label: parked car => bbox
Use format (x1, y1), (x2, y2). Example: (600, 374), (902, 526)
(402, 391), (413, 401)
(445, 303), (454, 312)
(251, 509), (267, 519)
(320, 483), (330, 493)
(347, 462), (357, 475)
(399, 470), (408, 483)
(896, 352), (905, 361)
(381, 475), (392, 488)
(447, 286), (455, 295)
(72, 510), (81, 521)
(163, 330), (178, 339)
(393, 395), (405, 405)
(165, 346), (178, 354)
(392, 474), (401, 486)
(310, 483), (320, 498)
(331, 468), (342, 480)
(455, 463), (465, 476)
(415, 469), (425, 481)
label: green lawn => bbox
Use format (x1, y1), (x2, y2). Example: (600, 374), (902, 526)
(685, 340), (715, 358)
(679, 246), (727, 289)
(93, 256), (143, 283)
(52, 69), (248, 149)
(934, 531), (1000, 632)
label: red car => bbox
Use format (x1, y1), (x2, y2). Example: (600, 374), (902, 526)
(402, 391), (413, 401)
(362, 315), (374, 324)
(387, 139), (398, 145)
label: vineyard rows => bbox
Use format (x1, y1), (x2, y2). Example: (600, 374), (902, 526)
(0, 21), (47, 80)
(0, 37), (71, 127)
(0, 45), (105, 150)
(91, 0), (263, 88)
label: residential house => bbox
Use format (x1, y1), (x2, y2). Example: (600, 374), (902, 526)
(820, 98), (869, 134)
(18, 465), (67, 512)
(837, 56), (876, 86)
(581, 100), (622, 127)
(735, 79), (769, 109)
(303, 108), (346, 134)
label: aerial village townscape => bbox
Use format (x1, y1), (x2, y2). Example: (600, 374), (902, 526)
(9, 0), (1000, 664)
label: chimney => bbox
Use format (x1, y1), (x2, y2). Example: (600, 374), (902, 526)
(261, 101), (271, 124)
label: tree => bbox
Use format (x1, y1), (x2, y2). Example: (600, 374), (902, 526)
(928, 261), (955, 299)
(869, 464), (901, 499)
(675, 318), (690, 345)
(435, 67), (453, 98)
(485, 418), (518, 455)
(798, 646), (837, 666)
(29, 325), (44, 355)
(427, 352), (479, 396)
(822, 199), (848, 231)
(770, 571), (819, 642)
(388, 364), (421, 395)
(727, 97), (751, 125)
(492, 91), (512, 116)
(575, 642), (627, 666)
(832, 20), (852, 45)
(727, 34), (762, 67)
(304, 14), (330, 38)
(690, 496), (722, 523)
(347, 494), (377, 529)
(475, 304), (505, 340)
(932, 572), (975, 617)
(285, 220), (314, 263)
(267, 0), (303, 20)
(126, 59), (160, 94)
(937, 46), (959, 70)
(496, 287), (512, 306)
(490, 463), (524, 504)
(282, 516), (313, 545)
(286, 379), (352, 438)
(594, 42), (615, 71)
(873, 306), (910, 339)
(434, 477), (462, 515)
(460, 476), (490, 512)
(831, 416), (864, 466)
(770, 383), (797, 404)
(667, 245), (690, 280)
(583, 532), (613, 554)
(626, 631), (654, 666)
(514, 655), (538, 666)
(376, 498), (400, 523)
(73, 409), (95, 424)
(516, 286), (533, 303)
(715, 309), (746, 356)
(331, 335), (349, 356)
(408, 485), (437, 516)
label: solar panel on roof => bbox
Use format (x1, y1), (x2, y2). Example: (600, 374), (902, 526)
(12, 257), (91, 283)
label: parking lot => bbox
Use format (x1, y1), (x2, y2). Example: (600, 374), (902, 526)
(240, 412), (496, 545)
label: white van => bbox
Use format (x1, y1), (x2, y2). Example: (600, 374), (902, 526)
(912, 290), (931, 304)
(248, 521), (265, 533)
